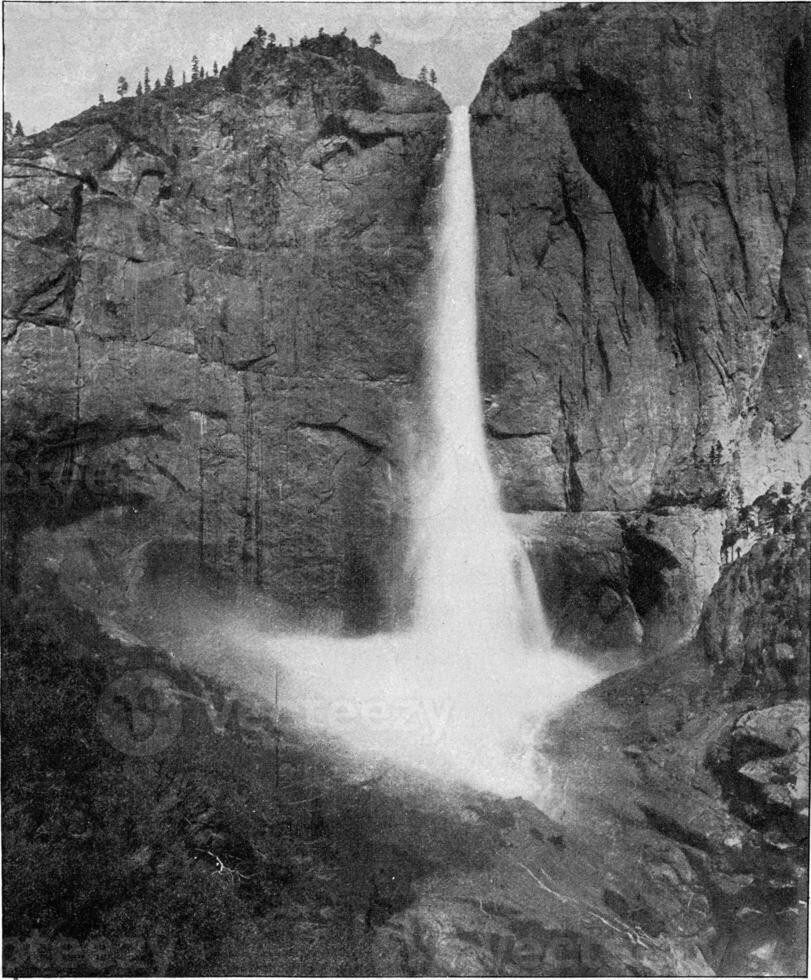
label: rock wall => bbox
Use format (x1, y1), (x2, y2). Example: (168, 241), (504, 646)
(471, 2), (810, 514)
(699, 488), (810, 697)
(2, 36), (447, 626)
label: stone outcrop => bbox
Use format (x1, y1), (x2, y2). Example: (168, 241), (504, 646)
(472, 3), (810, 515)
(699, 489), (810, 696)
(2, 35), (447, 626)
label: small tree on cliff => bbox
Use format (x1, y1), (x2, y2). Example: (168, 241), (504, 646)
(254, 25), (267, 45)
(116, 76), (129, 98)
(98, 92), (105, 105)
(369, 31), (381, 48)
(15, 120), (24, 137)
(135, 80), (144, 97)
(191, 54), (200, 81)
(165, 65), (175, 88)
(429, 68), (437, 86)
(417, 65), (428, 84)
(212, 61), (218, 77)
(144, 67), (151, 93)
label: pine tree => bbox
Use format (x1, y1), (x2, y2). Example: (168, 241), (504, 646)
(254, 25), (267, 44)
(116, 76), (129, 98)
(98, 93), (105, 105)
(144, 67), (151, 93)
(418, 65), (428, 84)
(182, 70), (187, 85)
(369, 31), (382, 48)
(153, 77), (161, 91)
(14, 120), (24, 137)
(135, 80), (144, 97)
(268, 33), (276, 46)
(165, 65), (175, 88)
(191, 54), (200, 81)
(318, 26), (325, 37)
(429, 68), (437, 86)
(212, 61), (218, 76)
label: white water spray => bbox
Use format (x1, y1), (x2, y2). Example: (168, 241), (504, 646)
(143, 107), (602, 800)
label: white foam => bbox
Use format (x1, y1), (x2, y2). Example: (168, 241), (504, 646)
(228, 625), (601, 800)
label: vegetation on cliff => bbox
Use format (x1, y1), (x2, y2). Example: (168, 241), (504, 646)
(701, 482), (811, 698)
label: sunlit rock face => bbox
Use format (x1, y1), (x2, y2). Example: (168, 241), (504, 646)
(471, 3), (810, 514)
(2, 36), (447, 623)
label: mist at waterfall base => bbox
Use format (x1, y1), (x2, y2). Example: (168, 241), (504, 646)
(154, 108), (602, 801)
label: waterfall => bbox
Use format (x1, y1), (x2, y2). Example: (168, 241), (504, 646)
(180, 106), (603, 801)
(412, 106), (549, 651)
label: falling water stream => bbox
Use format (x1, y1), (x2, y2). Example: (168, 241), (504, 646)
(412, 105), (548, 649)
(143, 107), (601, 799)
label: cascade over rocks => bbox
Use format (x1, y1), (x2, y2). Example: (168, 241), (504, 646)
(2, 37), (448, 625)
(510, 506), (724, 651)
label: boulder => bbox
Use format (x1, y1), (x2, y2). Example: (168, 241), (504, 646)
(731, 702), (809, 819)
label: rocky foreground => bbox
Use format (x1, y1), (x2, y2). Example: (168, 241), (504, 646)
(4, 491), (807, 976)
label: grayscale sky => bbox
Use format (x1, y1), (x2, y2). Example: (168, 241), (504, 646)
(4, 2), (555, 133)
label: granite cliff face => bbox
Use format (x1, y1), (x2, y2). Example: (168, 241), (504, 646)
(464, 11), (810, 960)
(470, 1), (810, 648)
(2, 36), (447, 625)
(472, 1), (810, 512)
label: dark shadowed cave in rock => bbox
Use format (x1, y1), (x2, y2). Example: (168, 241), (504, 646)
(2, 4), (809, 977)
